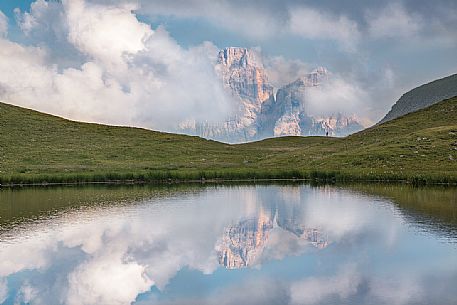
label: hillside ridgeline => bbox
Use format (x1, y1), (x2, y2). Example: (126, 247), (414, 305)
(380, 73), (457, 123)
(1, 97), (457, 185)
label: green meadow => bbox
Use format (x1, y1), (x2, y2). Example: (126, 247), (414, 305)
(1, 97), (456, 185)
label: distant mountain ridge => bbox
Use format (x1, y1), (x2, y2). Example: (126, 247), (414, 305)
(179, 47), (365, 143)
(380, 73), (457, 123)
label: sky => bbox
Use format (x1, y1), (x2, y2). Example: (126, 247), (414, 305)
(0, 0), (456, 131)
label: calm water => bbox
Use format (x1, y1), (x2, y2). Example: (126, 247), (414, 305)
(0, 184), (456, 305)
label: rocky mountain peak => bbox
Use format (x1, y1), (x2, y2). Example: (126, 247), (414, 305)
(295, 67), (329, 87)
(216, 47), (272, 104)
(179, 47), (365, 142)
(217, 47), (263, 69)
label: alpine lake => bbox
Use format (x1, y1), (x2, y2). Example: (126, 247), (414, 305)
(0, 183), (456, 305)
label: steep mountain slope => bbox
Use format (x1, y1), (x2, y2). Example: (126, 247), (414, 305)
(380, 73), (457, 123)
(179, 47), (275, 142)
(180, 47), (365, 142)
(1, 97), (456, 184)
(259, 68), (364, 138)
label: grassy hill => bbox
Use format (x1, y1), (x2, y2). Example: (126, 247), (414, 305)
(1, 97), (457, 185)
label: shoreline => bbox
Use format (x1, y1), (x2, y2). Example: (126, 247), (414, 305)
(2, 170), (457, 188)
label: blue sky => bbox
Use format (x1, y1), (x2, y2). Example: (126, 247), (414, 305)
(0, 0), (456, 129)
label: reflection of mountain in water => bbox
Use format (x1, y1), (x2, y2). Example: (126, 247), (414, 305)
(216, 204), (328, 269)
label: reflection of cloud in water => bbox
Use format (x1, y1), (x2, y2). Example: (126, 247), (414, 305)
(290, 264), (362, 304)
(0, 185), (455, 305)
(0, 279), (7, 304)
(216, 202), (329, 269)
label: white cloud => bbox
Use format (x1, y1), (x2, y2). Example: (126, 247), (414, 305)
(290, 266), (426, 305)
(264, 55), (312, 88)
(304, 74), (371, 119)
(16, 282), (39, 304)
(367, 3), (422, 39)
(65, 0), (152, 66)
(370, 277), (422, 305)
(289, 7), (360, 52)
(15, 0), (49, 35)
(139, 1), (361, 50)
(260, 228), (311, 262)
(290, 264), (361, 304)
(0, 10), (7, 37)
(138, 0), (283, 40)
(0, 279), (7, 304)
(4, 0), (450, 131)
(0, 0), (234, 132)
(300, 188), (381, 239)
(67, 252), (152, 305)
(0, 237), (51, 277)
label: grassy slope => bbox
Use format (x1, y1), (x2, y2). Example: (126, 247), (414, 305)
(1, 97), (457, 185)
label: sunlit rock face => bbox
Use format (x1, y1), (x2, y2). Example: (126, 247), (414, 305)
(261, 68), (364, 138)
(216, 47), (274, 105)
(216, 207), (274, 269)
(179, 48), (364, 142)
(180, 47), (274, 142)
(216, 204), (328, 269)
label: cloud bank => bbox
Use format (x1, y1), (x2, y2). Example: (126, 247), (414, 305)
(0, 0), (234, 131)
(289, 7), (361, 52)
(134, 0), (457, 50)
(367, 3), (422, 39)
(0, 0), (456, 131)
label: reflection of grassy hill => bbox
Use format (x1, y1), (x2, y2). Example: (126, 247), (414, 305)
(1, 97), (457, 185)
(348, 184), (457, 237)
(0, 185), (205, 232)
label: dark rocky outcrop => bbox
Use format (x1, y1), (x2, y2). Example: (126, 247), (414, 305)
(380, 74), (457, 124)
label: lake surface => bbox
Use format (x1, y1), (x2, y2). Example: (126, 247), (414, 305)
(0, 184), (456, 305)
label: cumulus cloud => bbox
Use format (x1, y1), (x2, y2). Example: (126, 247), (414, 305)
(136, 0), (361, 50)
(15, 0), (58, 36)
(67, 252), (152, 305)
(264, 55), (312, 88)
(65, 0), (151, 66)
(2, 0), (455, 131)
(16, 282), (39, 305)
(260, 228), (311, 262)
(0, 0), (235, 131)
(305, 74), (371, 119)
(370, 277), (422, 305)
(139, 0), (285, 40)
(132, 0), (457, 47)
(290, 264), (361, 304)
(299, 188), (381, 240)
(0, 237), (51, 277)
(0, 10), (7, 37)
(367, 3), (422, 39)
(0, 279), (7, 304)
(289, 7), (360, 52)
(255, 52), (382, 122)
